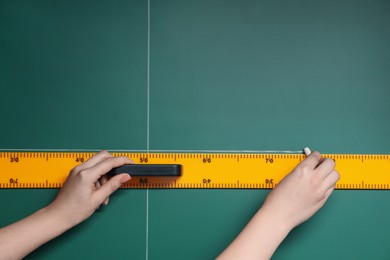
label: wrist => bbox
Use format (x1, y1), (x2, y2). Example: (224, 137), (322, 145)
(40, 205), (75, 233)
(255, 206), (293, 237)
(220, 206), (293, 259)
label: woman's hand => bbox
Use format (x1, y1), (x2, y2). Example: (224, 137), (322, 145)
(45, 150), (133, 228)
(261, 151), (340, 231)
(218, 151), (340, 260)
(0, 151), (133, 259)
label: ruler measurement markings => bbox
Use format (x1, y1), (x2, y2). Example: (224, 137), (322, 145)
(0, 152), (389, 190)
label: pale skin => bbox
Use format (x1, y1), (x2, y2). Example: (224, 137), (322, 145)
(0, 151), (133, 260)
(0, 150), (339, 259)
(218, 151), (340, 259)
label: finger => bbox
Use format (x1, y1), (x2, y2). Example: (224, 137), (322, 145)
(100, 176), (109, 205)
(94, 180), (108, 208)
(298, 151), (322, 170)
(95, 180), (101, 191)
(95, 179), (102, 209)
(76, 150), (113, 171)
(316, 158), (336, 179)
(100, 175), (109, 185)
(86, 156), (133, 182)
(323, 170), (340, 190)
(324, 184), (336, 201)
(94, 174), (131, 204)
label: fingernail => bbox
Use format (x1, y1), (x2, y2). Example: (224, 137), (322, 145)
(120, 174), (131, 183)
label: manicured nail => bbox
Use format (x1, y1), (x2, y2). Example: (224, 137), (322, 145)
(120, 174), (131, 183)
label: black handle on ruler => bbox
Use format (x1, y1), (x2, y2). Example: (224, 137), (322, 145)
(107, 164), (182, 177)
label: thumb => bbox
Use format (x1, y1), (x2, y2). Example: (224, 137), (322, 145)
(299, 151), (321, 169)
(95, 174), (131, 204)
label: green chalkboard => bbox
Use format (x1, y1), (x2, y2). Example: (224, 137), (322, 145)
(0, 0), (389, 259)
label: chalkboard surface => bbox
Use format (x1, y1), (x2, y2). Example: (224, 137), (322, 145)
(0, 0), (389, 259)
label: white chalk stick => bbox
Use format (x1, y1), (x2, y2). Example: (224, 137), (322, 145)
(304, 147), (312, 156)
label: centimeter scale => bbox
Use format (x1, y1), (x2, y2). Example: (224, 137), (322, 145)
(0, 151), (389, 189)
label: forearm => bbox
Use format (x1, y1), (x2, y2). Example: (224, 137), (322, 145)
(218, 207), (291, 260)
(0, 152), (132, 259)
(0, 207), (72, 259)
(218, 151), (339, 259)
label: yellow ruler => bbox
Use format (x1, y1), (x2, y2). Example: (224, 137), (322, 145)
(0, 152), (389, 189)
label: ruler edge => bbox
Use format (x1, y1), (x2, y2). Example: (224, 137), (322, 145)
(0, 151), (389, 190)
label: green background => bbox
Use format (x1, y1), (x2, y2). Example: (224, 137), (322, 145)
(1, 0), (389, 259)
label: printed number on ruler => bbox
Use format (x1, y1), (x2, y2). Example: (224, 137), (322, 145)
(0, 152), (389, 189)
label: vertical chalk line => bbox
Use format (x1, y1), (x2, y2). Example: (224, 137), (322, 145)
(146, 1), (150, 153)
(146, 0), (150, 259)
